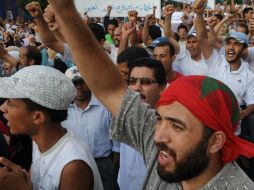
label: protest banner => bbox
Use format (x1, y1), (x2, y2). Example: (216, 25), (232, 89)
(75, 0), (161, 18)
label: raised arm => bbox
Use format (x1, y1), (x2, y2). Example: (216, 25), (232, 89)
(47, 0), (127, 116)
(163, 4), (180, 55)
(193, 0), (213, 59)
(127, 10), (139, 47)
(142, 14), (154, 46)
(118, 22), (136, 55)
(25, 2), (64, 55)
(207, 16), (222, 50)
(0, 44), (17, 66)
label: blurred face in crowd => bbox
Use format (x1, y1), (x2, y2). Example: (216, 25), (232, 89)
(3, 61), (13, 75)
(178, 28), (187, 41)
(155, 102), (211, 183)
(186, 36), (201, 58)
(1, 99), (37, 135)
(244, 9), (253, 21)
(113, 27), (122, 47)
(153, 46), (175, 75)
(19, 47), (29, 67)
(225, 38), (245, 64)
(129, 66), (164, 108)
(73, 79), (91, 102)
(108, 24), (116, 38)
(218, 24), (228, 36)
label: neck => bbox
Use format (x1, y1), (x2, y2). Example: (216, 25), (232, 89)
(167, 70), (176, 81)
(191, 53), (202, 61)
(32, 123), (66, 153)
(181, 156), (223, 190)
(229, 60), (241, 71)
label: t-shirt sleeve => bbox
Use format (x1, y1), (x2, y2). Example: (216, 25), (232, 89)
(109, 88), (157, 164)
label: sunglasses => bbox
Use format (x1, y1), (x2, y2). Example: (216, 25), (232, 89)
(128, 77), (158, 85)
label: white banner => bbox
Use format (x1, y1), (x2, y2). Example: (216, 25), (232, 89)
(206, 0), (215, 10)
(171, 0), (215, 9)
(75, 0), (161, 18)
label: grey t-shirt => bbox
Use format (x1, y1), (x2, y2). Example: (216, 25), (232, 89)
(110, 88), (254, 190)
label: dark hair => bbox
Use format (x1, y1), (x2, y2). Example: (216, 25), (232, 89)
(53, 58), (68, 73)
(155, 41), (176, 56)
(117, 47), (150, 68)
(173, 32), (180, 42)
(26, 46), (42, 65)
(149, 25), (162, 41)
(88, 23), (105, 42)
(213, 14), (223, 21)
(243, 7), (253, 17)
(22, 99), (68, 123)
(237, 23), (249, 35)
(177, 24), (189, 33)
(129, 57), (167, 86)
(108, 19), (119, 27)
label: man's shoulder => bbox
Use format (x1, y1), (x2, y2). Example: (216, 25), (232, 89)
(206, 161), (254, 189)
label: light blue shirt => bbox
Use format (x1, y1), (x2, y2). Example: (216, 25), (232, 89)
(118, 143), (146, 190)
(61, 95), (119, 158)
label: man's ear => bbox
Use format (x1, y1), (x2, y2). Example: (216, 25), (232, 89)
(32, 111), (47, 125)
(207, 131), (226, 154)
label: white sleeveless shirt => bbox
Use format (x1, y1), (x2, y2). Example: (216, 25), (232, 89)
(31, 130), (103, 190)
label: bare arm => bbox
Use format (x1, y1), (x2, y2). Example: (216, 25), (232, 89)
(118, 22), (136, 55)
(59, 160), (94, 190)
(163, 5), (180, 55)
(241, 105), (254, 120)
(193, 0), (213, 59)
(47, 0), (127, 116)
(25, 2), (64, 55)
(142, 14), (153, 46)
(214, 15), (230, 34)
(0, 45), (17, 66)
(128, 10), (140, 47)
(207, 16), (222, 50)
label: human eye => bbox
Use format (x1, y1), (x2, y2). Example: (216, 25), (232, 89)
(172, 123), (184, 131)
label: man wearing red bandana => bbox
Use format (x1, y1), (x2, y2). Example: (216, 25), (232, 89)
(2, 0), (254, 189)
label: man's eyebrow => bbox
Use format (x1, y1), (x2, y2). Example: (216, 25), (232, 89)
(155, 111), (187, 128)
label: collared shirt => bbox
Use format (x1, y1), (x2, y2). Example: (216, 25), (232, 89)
(110, 88), (254, 190)
(118, 143), (147, 190)
(62, 95), (119, 158)
(206, 50), (254, 106)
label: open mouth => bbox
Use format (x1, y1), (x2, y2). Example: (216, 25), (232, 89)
(158, 150), (174, 165)
(227, 51), (235, 58)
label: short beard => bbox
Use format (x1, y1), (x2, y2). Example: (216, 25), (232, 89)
(226, 49), (244, 65)
(156, 132), (211, 183)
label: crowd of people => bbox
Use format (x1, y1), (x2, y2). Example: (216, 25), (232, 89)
(0, 0), (254, 189)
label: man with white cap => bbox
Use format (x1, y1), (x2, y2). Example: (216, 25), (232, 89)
(63, 66), (119, 190)
(0, 66), (103, 190)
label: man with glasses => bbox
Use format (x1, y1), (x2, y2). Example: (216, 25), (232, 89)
(118, 57), (167, 190)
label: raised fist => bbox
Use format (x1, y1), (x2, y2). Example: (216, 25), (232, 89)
(128, 10), (138, 23)
(25, 2), (42, 18)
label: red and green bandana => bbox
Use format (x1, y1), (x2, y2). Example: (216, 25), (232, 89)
(157, 76), (254, 164)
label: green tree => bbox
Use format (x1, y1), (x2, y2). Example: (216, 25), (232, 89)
(18, 0), (48, 11)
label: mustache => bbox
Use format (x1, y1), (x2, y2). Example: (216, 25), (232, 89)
(156, 143), (177, 160)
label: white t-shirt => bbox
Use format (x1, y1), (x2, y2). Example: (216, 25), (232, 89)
(31, 130), (103, 190)
(173, 45), (208, 76)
